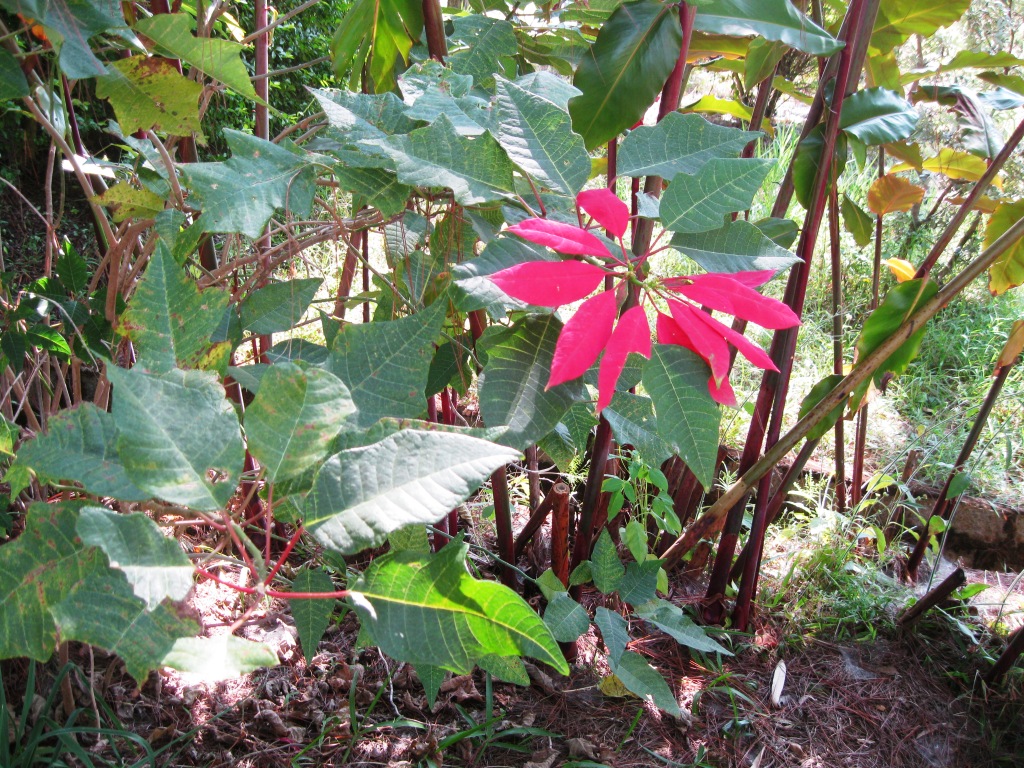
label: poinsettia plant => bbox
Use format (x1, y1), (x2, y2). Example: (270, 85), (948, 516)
(489, 189), (801, 410)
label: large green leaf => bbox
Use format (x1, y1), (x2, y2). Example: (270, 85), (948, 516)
(305, 431), (519, 554)
(312, 88), (417, 156)
(642, 346), (720, 490)
(840, 87), (918, 146)
(350, 542), (568, 675)
(594, 607), (629, 666)
(135, 13), (259, 100)
(569, 0), (683, 150)
(493, 76), (590, 196)
(660, 158), (773, 234)
(611, 650), (681, 716)
(591, 528), (625, 594)
(239, 278), (323, 335)
(161, 635), (278, 680)
(543, 592), (590, 643)
(792, 124), (848, 210)
(669, 220), (800, 274)
(329, 0), (423, 93)
(635, 598), (732, 655)
(0, 49), (28, 101)
(744, 38), (786, 91)
(333, 164), (411, 217)
(106, 366), (244, 511)
(8, 404), (148, 501)
(76, 507), (193, 609)
(120, 248), (230, 373)
(289, 567), (337, 664)
(850, 278), (939, 411)
(841, 194), (875, 248)
(403, 84), (492, 136)
(96, 56), (204, 137)
(183, 130), (318, 238)
(0, 0), (126, 78)
(985, 200), (1024, 295)
(870, 0), (971, 55)
(245, 363), (356, 482)
(367, 114), (515, 206)
(603, 392), (671, 470)
(452, 236), (558, 317)
(616, 112), (755, 180)
(694, 0), (841, 56)
(448, 15), (518, 88)
(327, 300), (444, 428)
(478, 316), (583, 450)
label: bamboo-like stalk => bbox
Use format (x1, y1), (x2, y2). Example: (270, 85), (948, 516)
(898, 567), (965, 626)
(828, 188), (848, 515)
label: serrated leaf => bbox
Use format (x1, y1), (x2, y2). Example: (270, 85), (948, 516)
(617, 112), (755, 180)
(839, 87), (918, 145)
(3, 0), (126, 78)
(350, 543), (568, 675)
(618, 559), (661, 606)
(76, 507), (193, 609)
(642, 346), (720, 490)
(327, 301), (444, 427)
(305, 431), (518, 554)
(612, 650), (681, 716)
(368, 114), (515, 206)
(867, 174), (925, 215)
(594, 606), (629, 666)
(694, 0), (841, 56)
(635, 598), (732, 655)
(183, 130), (317, 237)
(8, 404), (148, 501)
(591, 528), (624, 594)
(984, 200), (1024, 295)
(245, 363), (355, 482)
(97, 56), (203, 137)
(106, 366), (244, 511)
(135, 13), (259, 100)
(161, 635), (278, 680)
(841, 194), (875, 248)
(289, 568), (336, 664)
(478, 316), (584, 450)
(119, 248), (230, 373)
(543, 592), (590, 642)
(448, 15), (518, 88)
(569, 0), (683, 150)
(660, 158), (773, 234)
(670, 220), (800, 274)
(239, 278), (323, 335)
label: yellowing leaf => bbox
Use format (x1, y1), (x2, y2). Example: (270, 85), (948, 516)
(947, 195), (1000, 214)
(92, 181), (166, 222)
(923, 148), (1001, 187)
(867, 174), (925, 215)
(599, 673), (634, 698)
(984, 200), (1024, 295)
(996, 320), (1024, 370)
(884, 258), (916, 282)
(96, 56), (204, 138)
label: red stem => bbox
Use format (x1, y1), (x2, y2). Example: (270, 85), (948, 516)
(196, 567), (349, 600)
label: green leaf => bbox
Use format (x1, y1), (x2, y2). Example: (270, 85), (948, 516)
(403, 84), (491, 136)
(134, 14), (259, 100)
(793, 124), (848, 210)
(536, 568), (568, 601)
(635, 598), (732, 655)
(416, 664), (445, 708)
(0, 47), (29, 100)
(617, 112), (755, 180)
(76, 507), (193, 609)
(389, 524), (430, 552)
(97, 56), (203, 137)
(240, 278), (323, 335)
(799, 374), (847, 443)
(870, 0), (971, 55)
(612, 651), (681, 716)
(93, 181), (166, 223)
(106, 366), (244, 511)
(543, 592), (590, 642)
(350, 542), (568, 675)
(327, 301), (444, 428)
(744, 38), (786, 91)
(624, 519), (648, 563)
(0, 414), (17, 457)
(604, 392), (671, 470)
(840, 87), (918, 146)
(8, 404), (148, 501)
(452, 236), (558, 317)
(841, 194), (875, 248)
(494, 76), (590, 196)
(120, 248), (230, 373)
(694, 0), (842, 56)
(333, 164), (411, 218)
(289, 568), (337, 664)
(642, 346), (721, 491)
(569, 0), (683, 150)
(329, 0), (423, 93)
(850, 278), (939, 411)
(591, 529), (624, 594)
(183, 130), (318, 238)
(312, 88), (417, 153)
(984, 200), (1024, 295)
(368, 114), (515, 206)
(448, 15), (518, 88)
(594, 607), (629, 666)
(161, 635), (278, 680)
(660, 158), (773, 233)
(245, 363), (356, 482)
(669, 220), (800, 274)
(618, 559), (661, 606)
(2, 0), (126, 78)
(478, 654), (530, 685)
(478, 316), (583, 450)
(305, 431), (519, 554)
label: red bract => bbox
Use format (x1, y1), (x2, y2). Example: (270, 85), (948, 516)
(508, 218), (611, 258)
(490, 260), (606, 306)
(548, 290), (618, 389)
(666, 272), (799, 330)
(597, 305), (651, 412)
(578, 188), (629, 238)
